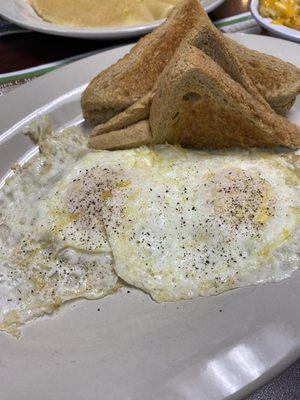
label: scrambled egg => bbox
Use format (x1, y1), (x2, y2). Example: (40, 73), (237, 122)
(259, 0), (300, 30)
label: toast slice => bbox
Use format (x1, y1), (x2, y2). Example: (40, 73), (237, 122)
(82, 0), (300, 125)
(178, 25), (271, 109)
(90, 23), (271, 138)
(149, 43), (300, 149)
(90, 91), (154, 137)
(227, 38), (300, 114)
(90, 120), (152, 149)
(90, 41), (300, 150)
(81, 0), (208, 125)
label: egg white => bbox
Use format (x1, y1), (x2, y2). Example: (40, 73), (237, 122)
(1, 121), (299, 335)
(0, 121), (118, 336)
(45, 150), (137, 253)
(101, 146), (300, 302)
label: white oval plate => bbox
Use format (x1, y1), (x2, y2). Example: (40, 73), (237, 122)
(251, 0), (300, 43)
(0, 0), (225, 39)
(0, 34), (299, 400)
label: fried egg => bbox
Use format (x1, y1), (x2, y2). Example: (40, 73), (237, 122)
(1, 122), (299, 336)
(101, 146), (300, 302)
(45, 150), (137, 254)
(0, 122), (118, 336)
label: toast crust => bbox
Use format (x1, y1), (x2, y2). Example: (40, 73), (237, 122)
(89, 120), (152, 149)
(91, 91), (154, 137)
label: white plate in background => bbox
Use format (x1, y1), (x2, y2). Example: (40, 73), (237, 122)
(0, 0), (225, 39)
(0, 34), (299, 400)
(251, 0), (300, 43)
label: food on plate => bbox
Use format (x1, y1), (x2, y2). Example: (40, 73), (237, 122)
(259, 0), (300, 31)
(1, 0), (300, 337)
(81, 0), (208, 124)
(29, 0), (180, 27)
(148, 33), (300, 149)
(89, 25), (300, 150)
(0, 122), (118, 336)
(82, 0), (300, 126)
(226, 37), (300, 114)
(102, 146), (300, 302)
(0, 117), (299, 335)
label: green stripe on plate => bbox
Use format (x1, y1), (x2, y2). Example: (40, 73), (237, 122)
(0, 49), (99, 84)
(214, 14), (253, 28)
(0, 64), (67, 84)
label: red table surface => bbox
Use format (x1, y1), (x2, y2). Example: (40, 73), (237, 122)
(0, 0), (299, 398)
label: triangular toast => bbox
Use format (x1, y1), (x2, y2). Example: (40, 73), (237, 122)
(90, 23), (271, 138)
(149, 43), (300, 149)
(82, 0), (300, 126)
(81, 0), (208, 124)
(90, 36), (300, 150)
(228, 37), (300, 115)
